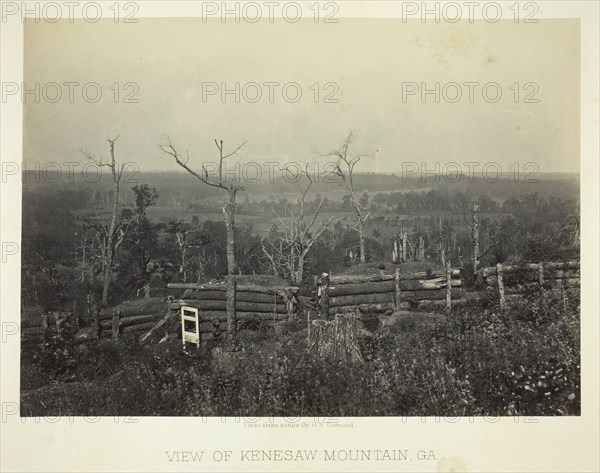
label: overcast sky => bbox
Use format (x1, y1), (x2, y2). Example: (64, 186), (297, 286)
(23, 18), (579, 174)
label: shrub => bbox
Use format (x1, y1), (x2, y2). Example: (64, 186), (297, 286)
(21, 294), (580, 417)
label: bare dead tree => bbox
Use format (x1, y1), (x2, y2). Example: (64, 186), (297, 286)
(76, 208), (131, 286)
(166, 221), (206, 282)
(160, 137), (246, 275)
(325, 131), (370, 263)
(75, 230), (91, 283)
(463, 205), (504, 270)
(472, 203), (480, 271)
(261, 165), (333, 284)
(174, 230), (191, 282)
(81, 136), (125, 306)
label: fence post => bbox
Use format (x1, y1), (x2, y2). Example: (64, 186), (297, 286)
(320, 272), (330, 320)
(497, 263), (506, 311)
(472, 203), (480, 273)
(538, 263), (547, 311)
(392, 235), (399, 264)
(286, 290), (296, 321)
(226, 275), (237, 340)
(394, 268), (401, 310)
(445, 259), (452, 314)
(111, 309), (120, 341)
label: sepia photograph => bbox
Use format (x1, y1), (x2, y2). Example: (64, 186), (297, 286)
(17, 9), (582, 417)
(1, 1), (598, 472)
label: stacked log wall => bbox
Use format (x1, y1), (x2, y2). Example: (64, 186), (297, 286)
(322, 269), (463, 316)
(166, 281), (300, 342)
(21, 298), (168, 344)
(476, 261), (580, 293)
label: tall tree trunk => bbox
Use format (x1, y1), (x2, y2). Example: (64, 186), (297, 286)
(102, 181), (119, 306)
(401, 230), (408, 262)
(226, 275), (237, 339)
(181, 250), (187, 282)
(359, 220), (366, 263)
(223, 190), (237, 275)
(81, 243), (86, 283)
(418, 236), (425, 261)
(472, 203), (480, 273)
(295, 255), (305, 285)
(437, 216), (443, 264)
(290, 240), (297, 282)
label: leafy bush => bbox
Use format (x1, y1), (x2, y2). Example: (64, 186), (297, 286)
(21, 292), (580, 417)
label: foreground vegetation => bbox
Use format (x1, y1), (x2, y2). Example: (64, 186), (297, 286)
(21, 288), (580, 417)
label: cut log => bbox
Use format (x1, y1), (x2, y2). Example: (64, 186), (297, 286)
(172, 299), (287, 314)
(330, 298), (470, 315)
(195, 311), (289, 321)
(235, 301), (287, 314)
(329, 278), (461, 297)
(140, 311), (177, 344)
(182, 289), (225, 300)
(120, 314), (161, 327)
(122, 321), (160, 334)
(330, 281), (395, 296)
(330, 274), (394, 284)
(330, 302), (395, 315)
(330, 288), (462, 307)
(168, 282), (298, 294)
(100, 314), (160, 329)
(329, 270), (461, 285)
(330, 292), (394, 307)
(99, 300), (166, 320)
(182, 289), (285, 305)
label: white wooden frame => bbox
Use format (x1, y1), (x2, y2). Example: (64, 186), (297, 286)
(181, 306), (200, 347)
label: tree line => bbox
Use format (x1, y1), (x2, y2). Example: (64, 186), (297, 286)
(21, 133), (579, 316)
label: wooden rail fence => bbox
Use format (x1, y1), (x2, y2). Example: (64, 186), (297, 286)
(318, 265), (463, 318)
(20, 261), (580, 345)
(476, 261), (580, 311)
